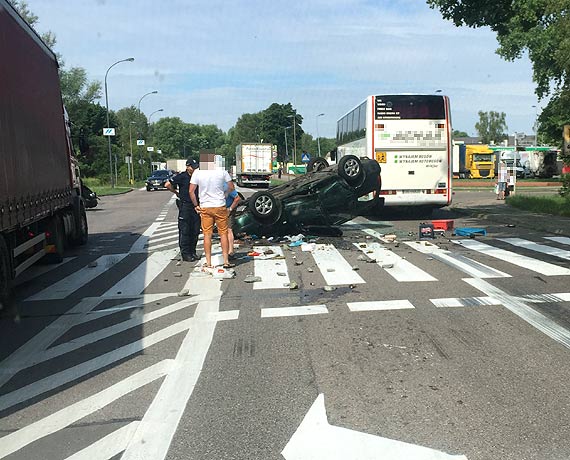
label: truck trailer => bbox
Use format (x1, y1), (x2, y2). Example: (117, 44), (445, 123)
(235, 143), (273, 188)
(0, 0), (88, 309)
(452, 142), (495, 179)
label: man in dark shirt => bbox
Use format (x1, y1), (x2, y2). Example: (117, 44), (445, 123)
(165, 159), (201, 262)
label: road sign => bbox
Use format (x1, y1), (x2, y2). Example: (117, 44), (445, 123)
(103, 128), (115, 136)
(147, 146), (154, 152)
(301, 153), (311, 163)
(137, 139), (145, 146)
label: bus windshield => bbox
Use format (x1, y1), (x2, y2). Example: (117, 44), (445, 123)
(375, 95), (445, 120)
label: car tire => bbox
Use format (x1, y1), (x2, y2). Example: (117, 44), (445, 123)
(338, 155), (363, 184)
(146, 187), (152, 191)
(307, 157), (329, 172)
(249, 191), (281, 223)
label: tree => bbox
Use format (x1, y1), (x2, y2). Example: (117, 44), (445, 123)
(453, 130), (469, 137)
(538, 88), (570, 156)
(427, 0), (570, 99)
(475, 111), (508, 144)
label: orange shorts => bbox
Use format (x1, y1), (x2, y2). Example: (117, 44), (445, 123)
(200, 206), (229, 235)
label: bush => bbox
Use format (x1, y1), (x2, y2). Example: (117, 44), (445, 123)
(559, 173), (570, 198)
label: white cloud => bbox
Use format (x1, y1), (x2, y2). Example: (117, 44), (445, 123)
(26, 0), (540, 138)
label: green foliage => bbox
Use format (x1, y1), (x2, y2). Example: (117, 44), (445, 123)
(475, 111), (508, 144)
(537, 86), (570, 155)
(427, 0), (570, 98)
(453, 129), (469, 137)
(508, 193), (570, 216)
(559, 173), (570, 198)
(60, 68), (101, 107)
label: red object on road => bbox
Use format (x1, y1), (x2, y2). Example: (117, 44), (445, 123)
(432, 219), (454, 231)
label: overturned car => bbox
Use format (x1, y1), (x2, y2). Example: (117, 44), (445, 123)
(233, 155), (382, 237)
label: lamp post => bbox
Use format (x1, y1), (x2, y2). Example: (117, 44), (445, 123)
(104, 57), (135, 188)
(135, 91), (157, 180)
(184, 138), (192, 157)
(316, 113), (324, 157)
(532, 105), (539, 145)
(284, 126), (291, 165)
(287, 113), (297, 165)
(128, 121), (136, 184)
(147, 109), (163, 173)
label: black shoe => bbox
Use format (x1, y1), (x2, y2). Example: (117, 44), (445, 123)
(190, 254), (200, 262)
(181, 255), (193, 262)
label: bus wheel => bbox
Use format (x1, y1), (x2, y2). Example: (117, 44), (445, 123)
(249, 191), (281, 223)
(73, 203), (89, 246)
(307, 157), (329, 172)
(338, 155), (363, 184)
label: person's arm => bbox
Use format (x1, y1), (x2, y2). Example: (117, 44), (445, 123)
(165, 180), (178, 196)
(189, 183), (200, 210)
(228, 192), (240, 211)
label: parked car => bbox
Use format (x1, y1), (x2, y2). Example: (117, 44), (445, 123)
(146, 169), (174, 191)
(81, 182), (99, 209)
(233, 155), (382, 237)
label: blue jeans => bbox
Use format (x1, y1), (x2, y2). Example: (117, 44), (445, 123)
(178, 201), (200, 257)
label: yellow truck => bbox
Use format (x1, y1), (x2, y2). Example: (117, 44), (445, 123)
(453, 143), (496, 179)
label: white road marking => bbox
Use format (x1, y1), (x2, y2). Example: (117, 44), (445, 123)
(455, 240), (570, 276)
(14, 257), (75, 286)
(466, 278), (570, 349)
(0, 319), (192, 412)
(31, 299), (197, 367)
(121, 278), (223, 460)
(347, 300), (414, 312)
(82, 293), (176, 318)
(63, 421), (140, 460)
(0, 297), (101, 390)
(517, 292), (570, 303)
(103, 248), (179, 297)
(355, 242), (437, 282)
(347, 225), (394, 243)
(430, 296), (501, 308)
(27, 254), (128, 301)
(0, 360), (172, 459)
(499, 237), (570, 260)
(544, 236), (570, 246)
(146, 232), (179, 245)
(253, 245), (290, 289)
(312, 244), (365, 285)
(406, 241), (510, 278)
(130, 222), (162, 253)
(261, 305), (328, 318)
(146, 240), (180, 252)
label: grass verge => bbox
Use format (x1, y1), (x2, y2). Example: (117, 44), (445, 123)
(91, 186), (133, 196)
(507, 194), (570, 217)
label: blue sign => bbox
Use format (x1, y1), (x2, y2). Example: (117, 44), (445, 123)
(301, 153), (311, 163)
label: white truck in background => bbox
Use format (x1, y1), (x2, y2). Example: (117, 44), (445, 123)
(235, 143), (273, 188)
(166, 159), (188, 173)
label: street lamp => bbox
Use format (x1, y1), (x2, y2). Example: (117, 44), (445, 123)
(316, 113), (325, 157)
(532, 105), (539, 146)
(287, 114), (297, 165)
(138, 90), (158, 113)
(284, 126), (291, 165)
(147, 109), (163, 173)
(104, 57), (135, 187)
(183, 138), (192, 157)
(128, 121), (136, 184)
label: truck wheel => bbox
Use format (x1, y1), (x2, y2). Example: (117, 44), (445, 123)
(249, 191), (281, 223)
(0, 236), (12, 312)
(73, 204), (88, 246)
(338, 155), (363, 185)
(44, 215), (65, 264)
(307, 157), (329, 172)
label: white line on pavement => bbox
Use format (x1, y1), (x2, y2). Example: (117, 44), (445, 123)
(544, 236), (570, 246)
(253, 245), (290, 289)
(63, 422), (140, 460)
(347, 300), (415, 312)
(499, 237), (570, 260)
(261, 305), (329, 318)
(430, 296), (501, 308)
(312, 244), (365, 285)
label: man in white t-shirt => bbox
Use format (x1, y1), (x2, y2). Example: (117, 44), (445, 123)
(189, 161), (234, 269)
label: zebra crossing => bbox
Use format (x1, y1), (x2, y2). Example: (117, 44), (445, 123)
(4, 222), (570, 460)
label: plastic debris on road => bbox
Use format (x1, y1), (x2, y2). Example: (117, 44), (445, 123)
(453, 227), (487, 237)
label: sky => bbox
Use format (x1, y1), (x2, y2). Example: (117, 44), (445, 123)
(26, 0), (542, 139)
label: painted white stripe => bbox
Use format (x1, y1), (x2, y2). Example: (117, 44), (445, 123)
(312, 244), (365, 285)
(0, 360), (172, 459)
(355, 242), (437, 282)
(0, 297), (101, 390)
(146, 240), (180, 252)
(466, 278), (570, 349)
(63, 421), (140, 460)
(252, 245), (290, 289)
(121, 277), (223, 460)
(430, 296), (501, 308)
(347, 300), (414, 312)
(207, 310), (239, 321)
(0, 319), (191, 412)
(406, 241), (511, 278)
(517, 292), (570, 303)
(27, 254), (129, 301)
(147, 232), (179, 245)
(261, 305), (328, 318)
(103, 248), (179, 297)
(130, 222), (162, 253)
(455, 240), (570, 276)
(544, 236), (570, 246)
(31, 299), (197, 367)
(499, 237), (570, 260)
(14, 257), (75, 286)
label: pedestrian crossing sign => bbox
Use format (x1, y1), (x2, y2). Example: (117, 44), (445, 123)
(301, 153), (311, 163)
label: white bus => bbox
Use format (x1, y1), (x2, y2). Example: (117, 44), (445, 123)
(336, 94), (452, 208)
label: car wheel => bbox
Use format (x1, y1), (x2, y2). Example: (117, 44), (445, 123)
(146, 187), (152, 191)
(249, 191), (281, 223)
(338, 155), (363, 184)
(44, 215), (65, 263)
(307, 157), (329, 172)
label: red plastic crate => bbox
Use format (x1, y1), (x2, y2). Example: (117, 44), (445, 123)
(432, 219), (454, 231)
